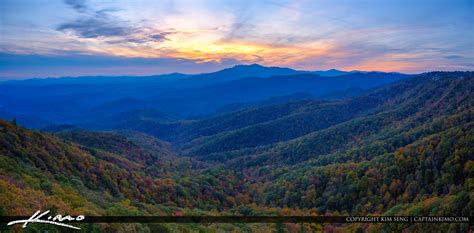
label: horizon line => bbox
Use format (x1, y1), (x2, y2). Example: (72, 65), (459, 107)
(3, 63), (466, 82)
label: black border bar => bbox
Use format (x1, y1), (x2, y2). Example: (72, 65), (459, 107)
(0, 216), (471, 224)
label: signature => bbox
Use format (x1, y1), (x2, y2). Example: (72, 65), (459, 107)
(7, 210), (85, 230)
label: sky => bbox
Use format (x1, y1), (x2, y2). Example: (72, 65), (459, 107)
(0, 0), (473, 79)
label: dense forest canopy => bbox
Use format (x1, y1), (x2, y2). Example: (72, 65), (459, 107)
(0, 71), (473, 232)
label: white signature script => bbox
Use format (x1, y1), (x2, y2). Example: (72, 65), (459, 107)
(7, 210), (85, 230)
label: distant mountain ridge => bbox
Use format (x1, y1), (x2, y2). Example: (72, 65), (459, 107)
(0, 64), (410, 126)
(140, 71), (409, 117)
(2, 63), (387, 85)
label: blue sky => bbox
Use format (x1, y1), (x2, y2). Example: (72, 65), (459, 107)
(0, 0), (473, 79)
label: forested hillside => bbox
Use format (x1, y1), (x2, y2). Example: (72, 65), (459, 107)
(0, 119), (259, 232)
(1, 72), (472, 232)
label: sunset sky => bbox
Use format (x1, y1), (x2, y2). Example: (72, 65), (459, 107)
(0, 0), (473, 79)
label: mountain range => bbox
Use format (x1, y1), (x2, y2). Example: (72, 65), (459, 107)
(0, 66), (472, 232)
(0, 64), (409, 125)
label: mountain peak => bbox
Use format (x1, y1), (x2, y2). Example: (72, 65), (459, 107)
(207, 63), (300, 79)
(235, 63), (264, 68)
(311, 69), (350, 77)
(228, 63), (269, 70)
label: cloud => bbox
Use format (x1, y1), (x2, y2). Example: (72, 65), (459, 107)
(104, 31), (174, 45)
(444, 55), (464, 60)
(64, 0), (88, 13)
(58, 0), (136, 39)
(58, 18), (133, 38)
(150, 32), (172, 42)
(3, 0), (470, 75)
(58, 0), (174, 44)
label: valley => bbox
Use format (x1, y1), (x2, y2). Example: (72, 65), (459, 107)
(0, 68), (472, 232)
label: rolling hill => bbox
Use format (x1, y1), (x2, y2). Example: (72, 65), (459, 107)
(0, 71), (472, 232)
(174, 72), (473, 163)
